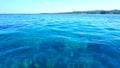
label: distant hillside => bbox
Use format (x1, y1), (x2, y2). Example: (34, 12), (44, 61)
(57, 10), (120, 14)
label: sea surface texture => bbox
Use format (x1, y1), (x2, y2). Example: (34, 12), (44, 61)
(0, 14), (120, 68)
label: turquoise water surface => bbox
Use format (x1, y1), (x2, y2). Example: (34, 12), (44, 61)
(0, 14), (120, 68)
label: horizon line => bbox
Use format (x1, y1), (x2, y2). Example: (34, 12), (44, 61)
(0, 9), (119, 14)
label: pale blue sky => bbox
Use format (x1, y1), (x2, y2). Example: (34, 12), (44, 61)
(0, 0), (120, 13)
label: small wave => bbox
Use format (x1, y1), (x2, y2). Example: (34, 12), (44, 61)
(0, 46), (31, 56)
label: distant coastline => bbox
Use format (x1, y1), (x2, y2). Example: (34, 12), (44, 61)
(47, 10), (120, 14)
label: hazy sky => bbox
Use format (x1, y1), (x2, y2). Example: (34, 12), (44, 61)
(0, 0), (120, 13)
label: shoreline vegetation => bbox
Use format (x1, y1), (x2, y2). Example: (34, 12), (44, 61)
(46, 9), (120, 14)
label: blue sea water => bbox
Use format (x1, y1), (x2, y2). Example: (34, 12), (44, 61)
(0, 14), (120, 68)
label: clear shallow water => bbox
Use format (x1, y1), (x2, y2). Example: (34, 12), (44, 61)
(0, 14), (120, 68)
